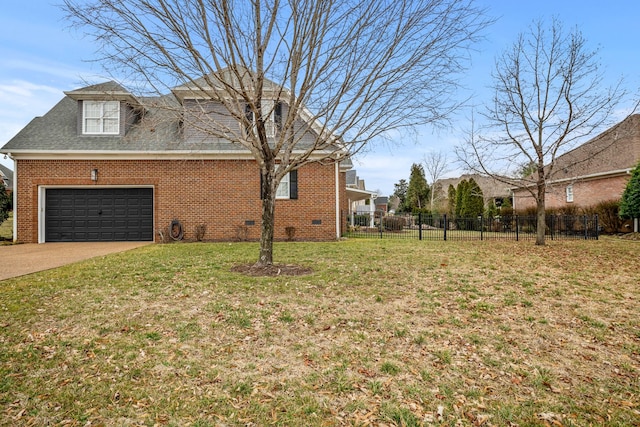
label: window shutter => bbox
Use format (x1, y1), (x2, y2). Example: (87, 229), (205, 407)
(290, 169), (298, 200)
(245, 104), (253, 137)
(274, 102), (282, 132)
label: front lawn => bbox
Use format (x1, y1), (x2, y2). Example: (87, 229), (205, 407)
(1, 239), (638, 426)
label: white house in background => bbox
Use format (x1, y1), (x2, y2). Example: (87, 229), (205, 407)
(345, 170), (377, 227)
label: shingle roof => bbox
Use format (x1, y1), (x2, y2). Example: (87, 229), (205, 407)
(547, 114), (640, 180)
(1, 94), (192, 153)
(1, 79), (350, 158)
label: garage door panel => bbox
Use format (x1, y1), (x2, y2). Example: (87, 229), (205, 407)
(46, 188), (154, 242)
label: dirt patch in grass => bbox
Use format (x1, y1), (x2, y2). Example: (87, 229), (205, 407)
(230, 263), (313, 276)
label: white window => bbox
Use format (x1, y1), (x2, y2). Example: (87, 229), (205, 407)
(276, 173), (290, 199)
(566, 185), (574, 203)
(275, 170), (298, 199)
(245, 101), (281, 138)
(83, 101), (120, 134)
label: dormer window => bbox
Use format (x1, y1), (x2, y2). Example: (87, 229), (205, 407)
(244, 100), (282, 138)
(83, 101), (120, 135)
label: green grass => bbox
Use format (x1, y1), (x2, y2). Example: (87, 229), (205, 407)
(0, 211), (12, 241)
(1, 238), (639, 426)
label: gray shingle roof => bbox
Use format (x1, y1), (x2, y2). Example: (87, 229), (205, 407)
(1, 80), (350, 158)
(2, 92), (254, 153)
(547, 114), (640, 178)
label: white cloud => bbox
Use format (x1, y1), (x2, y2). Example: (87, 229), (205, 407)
(0, 80), (66, 143)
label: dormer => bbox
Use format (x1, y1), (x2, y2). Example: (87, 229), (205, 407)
(65, 81), (143, 136)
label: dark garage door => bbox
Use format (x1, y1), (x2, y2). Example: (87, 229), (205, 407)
(45, 188), (153, 242)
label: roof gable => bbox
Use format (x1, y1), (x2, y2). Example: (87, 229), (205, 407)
(64, 81), (141, 106)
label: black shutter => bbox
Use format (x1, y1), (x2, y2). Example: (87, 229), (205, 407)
(261, 169), (297, 200)
(289, 169), (298, 200)
(245, 104), (253, 137)
(274, 102), (282, 132)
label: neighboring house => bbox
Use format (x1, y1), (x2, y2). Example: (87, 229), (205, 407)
(0, 163), (12, 193)
(436, 174), (513, 212)
(345, 170), (377, 225)
(1, 78), (351, 243)
(374, 196), (389, 213)
(346, 170), (377, 214)
(512, 114), (640, 211)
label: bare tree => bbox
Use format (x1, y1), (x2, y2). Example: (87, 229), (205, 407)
(458, 17), (630, 245)
(63, 0), (489, 265)
(422, 150), (450, 212)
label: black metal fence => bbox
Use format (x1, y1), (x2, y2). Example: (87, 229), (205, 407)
(342, 211), (599, 241)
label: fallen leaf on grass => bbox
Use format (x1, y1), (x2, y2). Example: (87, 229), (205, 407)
(358, 367), (376, 377)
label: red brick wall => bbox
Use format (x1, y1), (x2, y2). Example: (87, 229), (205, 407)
(15, 159), (346, 243)
(513, 175), (630, 211)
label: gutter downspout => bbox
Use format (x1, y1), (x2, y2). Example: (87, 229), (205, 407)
(8, 155), (16, 243)
(335, 162), (340, 239)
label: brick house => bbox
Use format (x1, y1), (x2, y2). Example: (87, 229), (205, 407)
(512, 114), (640, 211)
(1, 80), (351, 243)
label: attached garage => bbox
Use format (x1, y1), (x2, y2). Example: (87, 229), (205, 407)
(44, 188), (154, 242)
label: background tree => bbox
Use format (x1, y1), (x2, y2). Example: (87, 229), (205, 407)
(465, 177), (485, 217)
(455, 179), (468, 218)
(457, 17), (629, 245)
(447, 184), (457, 216)
(500, 197), (513, 216)
(485, 199), (497, 218)
(423, 150), (450, 212)
(453, 178), (483, 219)
(64, 0), (489, 266)
(406, 163), (430, 212)
(0, 183), (10, 226)
(619, 161), (640, 232)
(393, 179), (409, 213)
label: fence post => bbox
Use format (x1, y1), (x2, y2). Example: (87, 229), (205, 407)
(595, 214), (599, 240)
(379, 213), (383, 239)
(550, 215), (554, 241)
(480, 215), (483, 241)
(584, 215), (588, 240)
(443, 214), (447, 241)
(515, 215), (519, 241)
(418, 212), (423, 241)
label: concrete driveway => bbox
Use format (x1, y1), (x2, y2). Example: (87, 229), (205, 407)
(0, 242), (152, 281)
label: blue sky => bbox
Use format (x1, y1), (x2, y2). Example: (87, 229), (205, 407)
(1, 0), (639, 196)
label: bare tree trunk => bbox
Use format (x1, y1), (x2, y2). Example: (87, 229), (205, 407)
(258, 166), (276, 266)
(258, 196), (275, 266)
(535, 184), (546, 246)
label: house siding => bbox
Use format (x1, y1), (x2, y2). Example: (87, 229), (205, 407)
(514, 174), (631, 211)
(182, 99), (323, 148)
(15, 159), (345, 243)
